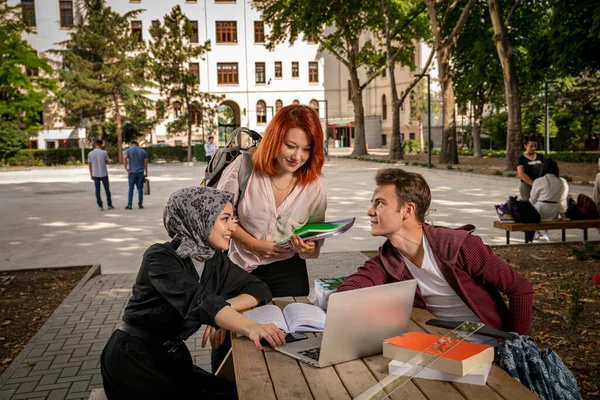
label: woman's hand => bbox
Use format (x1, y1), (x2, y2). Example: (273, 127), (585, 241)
(250, 239), (289, 259)
(247, 323), (286, 350)
(560, 215), (570, 221)
(287, 235), (316, 255)
(201, 326), (228, 349)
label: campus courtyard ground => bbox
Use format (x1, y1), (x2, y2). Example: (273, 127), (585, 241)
(0, 155), (598, 399)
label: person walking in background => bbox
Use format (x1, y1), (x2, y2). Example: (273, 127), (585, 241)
(204, 136), (217, 166)
(88, 139), (114, 211)
(529, 159), (569, 242)
(123, 141), (148, 210)
(516, 135), (544, 201)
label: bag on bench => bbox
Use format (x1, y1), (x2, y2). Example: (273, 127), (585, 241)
(566, 194), (599, 220)
(507, 196), (541, 224)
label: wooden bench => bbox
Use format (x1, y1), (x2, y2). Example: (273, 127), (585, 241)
(493, 219), (600, 244)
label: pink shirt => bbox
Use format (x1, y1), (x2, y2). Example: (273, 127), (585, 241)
(217, 156), (327, 272)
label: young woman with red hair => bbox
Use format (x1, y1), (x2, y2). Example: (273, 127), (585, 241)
(217, 104), (327, 298)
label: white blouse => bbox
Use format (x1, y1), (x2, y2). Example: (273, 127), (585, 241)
(530, 175), (568, 221)
(217, 156), (327, 272)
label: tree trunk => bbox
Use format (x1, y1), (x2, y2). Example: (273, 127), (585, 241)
(487, 0), (522, 171)
(437, 45), (459, 164)
(113, 88), (123, 164)
(419, 120), (424, 152)
(472, 102), (483, 158)
(350, 68), (368, 156)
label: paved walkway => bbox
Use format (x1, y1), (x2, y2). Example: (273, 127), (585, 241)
(0, 253), (368, 400)
(0, 158), (597, 274)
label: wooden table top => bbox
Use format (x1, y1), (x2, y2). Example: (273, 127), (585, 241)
(230, 296), (538, 400)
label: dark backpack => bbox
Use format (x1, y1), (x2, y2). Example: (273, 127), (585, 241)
(508, 196), (541, 223)
(566, 194), (600, 220)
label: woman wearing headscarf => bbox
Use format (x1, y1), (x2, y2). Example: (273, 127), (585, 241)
(100, 187), (286, 400)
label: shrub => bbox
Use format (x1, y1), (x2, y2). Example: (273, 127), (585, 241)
(446, 164), (454, 170)
(507, 172), (516, 177)
(562, 175), (573, 182)
(194, 144), (206, 162)
(466, 168), (473, 172)
(411, 161), (420, 166)
(145, 146), (187, 163)
(494, 170), (503, 176)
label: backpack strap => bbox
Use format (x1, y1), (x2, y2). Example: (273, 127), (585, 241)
(236, 151), (253, 206)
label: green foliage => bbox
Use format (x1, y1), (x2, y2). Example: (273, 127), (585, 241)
(482, 112), (508, 149)
(570, 242), (600, 261)
(0, 122), (29, 161)
(560, 273), (585, 331)
(194, 144), (206, 162)
(507, 172), (516, 177)
(466, 168), (473, 172)
(411, 161), (420, 166)
(145, 146), (188, 163)
(401, 139), (421, 154)
(561, 175), (572, 182)
(149, 6), (221, 160)
(494, 170), (503, 176)
(56, 1), (152, 155)
(0, 0), (57, 136)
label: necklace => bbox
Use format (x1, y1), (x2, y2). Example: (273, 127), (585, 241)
(270, 175), (295, 191)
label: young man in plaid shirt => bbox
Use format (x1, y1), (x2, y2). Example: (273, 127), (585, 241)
(337, 168), (533, 335)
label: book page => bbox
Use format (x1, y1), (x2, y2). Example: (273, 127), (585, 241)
(243, 305), (289, 333)
(282, 303), (326, 332)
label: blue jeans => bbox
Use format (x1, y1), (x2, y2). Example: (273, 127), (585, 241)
(93, 176), (112, 208)
(127, 172), (145, 207)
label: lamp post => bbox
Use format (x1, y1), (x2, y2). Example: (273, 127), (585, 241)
(414, 74), (431, 168)
(544, 81), (556, 155)
(316, 99), (329, 160)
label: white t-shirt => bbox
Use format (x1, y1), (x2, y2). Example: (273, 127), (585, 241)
(400, 237), (497, 345)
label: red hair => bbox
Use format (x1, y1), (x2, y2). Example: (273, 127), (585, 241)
(253, 104), (325, 185)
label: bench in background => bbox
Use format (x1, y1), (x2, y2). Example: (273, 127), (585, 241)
(493, 220), (600, 244)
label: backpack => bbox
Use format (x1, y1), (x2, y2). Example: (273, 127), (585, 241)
(508, 196), (541, 223)
(566, 194), (600, 220)
(201, 127), (261, 204)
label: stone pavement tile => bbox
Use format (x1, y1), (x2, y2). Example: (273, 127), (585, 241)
(57, 376), (93, 384)
(39, 373), (60, 386)
(68, 381), (89, 394)
(12, 392), (48, 400)
(47, 388), (69, 400)
(59, 367), (80, 379)
(34, 382), (71, 392)
(14, 380), (37, 394)
(52, 354), (71, 365)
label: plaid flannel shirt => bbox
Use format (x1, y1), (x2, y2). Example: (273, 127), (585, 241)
(338, 224), (533, 335)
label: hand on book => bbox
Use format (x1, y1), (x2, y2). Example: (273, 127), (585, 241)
(248, 322), (286, 350)
(251, 239), (291, 259)
(287, 235), (316, 255)
(201, 326), (227, 349)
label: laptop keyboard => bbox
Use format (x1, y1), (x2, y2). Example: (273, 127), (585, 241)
(298, 347), (321, 361)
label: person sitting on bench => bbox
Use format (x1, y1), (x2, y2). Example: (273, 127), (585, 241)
(100, 187), (286, 400)
(337, 168), (534, 338)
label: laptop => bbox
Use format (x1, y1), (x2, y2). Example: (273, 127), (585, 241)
(275, 280), (417, 368)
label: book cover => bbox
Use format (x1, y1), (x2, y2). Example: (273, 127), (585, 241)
(311, 276), (347, 310)
(275, 217), (355, 248)
(382, 332), (494, 377)
(388, 359), (491, 385)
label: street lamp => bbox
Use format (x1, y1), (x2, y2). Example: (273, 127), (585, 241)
(414, 74), (431, 168)
(544, 81), (556, 155)
(316, 99), (329, 160)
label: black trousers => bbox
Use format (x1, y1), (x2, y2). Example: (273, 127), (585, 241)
(101, 329), (237, 400)
(211, 255), (309, 372)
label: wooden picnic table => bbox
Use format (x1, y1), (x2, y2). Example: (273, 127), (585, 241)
(229, 296), (538, 400)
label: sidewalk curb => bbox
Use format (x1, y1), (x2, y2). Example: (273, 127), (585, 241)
(0, 264), (102, 389)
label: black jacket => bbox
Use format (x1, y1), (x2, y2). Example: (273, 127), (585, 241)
(123, 241), (272, 341)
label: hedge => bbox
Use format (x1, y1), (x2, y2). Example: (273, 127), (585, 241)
(5, 145), (201, 166)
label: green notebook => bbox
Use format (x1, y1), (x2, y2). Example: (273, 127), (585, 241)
(275, 217), (356, 248)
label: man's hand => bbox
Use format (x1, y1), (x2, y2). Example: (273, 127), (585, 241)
(201, 326), (228, 349)
(125, 168), (131, 173)
(247, 323), (286, 350)
(250, 240), (290, 259)
(287, 235), (316, 255)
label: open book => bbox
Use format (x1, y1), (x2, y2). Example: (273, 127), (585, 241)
(275, 217), (356, 248)
(243, 303), (326, 333)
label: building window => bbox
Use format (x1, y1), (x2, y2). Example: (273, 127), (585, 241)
(291, 62), (299, 78)
(256, 100), (266, 124)
(254, 21), (264, 43)
(347, 80), (352, 101)
(59, 1), (74, 28)
(217, 62), (238, 84)
(310, 99), (319, 115)
(173, 102), (182, 118)
(308, 62), (318, 83)
(274, 61), (282, 78)
(38, 109), (44, 125)
(175, 140), (183, 146)
(275, 99), (283, 113)
(216, 21), (237, 43)
(292, 99), (299, 105)
(189, 62), (199, 84)
(22, 0), (36, 27)
(411, 52), (416, 66)
(131, 21), (142, 41)
(215, 0), (235, 2)
(255, 62), (265, 84)
(190, 21), (199, 43)
(30, 140), (38, 149)
(409, 133), (415, 140)
(382, 95), (387, 120)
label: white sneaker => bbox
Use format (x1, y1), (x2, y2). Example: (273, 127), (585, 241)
(538, 233), (550, 242)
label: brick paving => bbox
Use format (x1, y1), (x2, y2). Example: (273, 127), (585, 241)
(0, 252), (368, 400)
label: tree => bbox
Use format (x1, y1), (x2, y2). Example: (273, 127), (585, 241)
(378, 0), (431, 161)
(423, 0), (477, 165)
(57, 0), (150, 163)
(0, 0), (56, 160)
(149, 5), (221, 162)
(255, 0), (384, 156)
